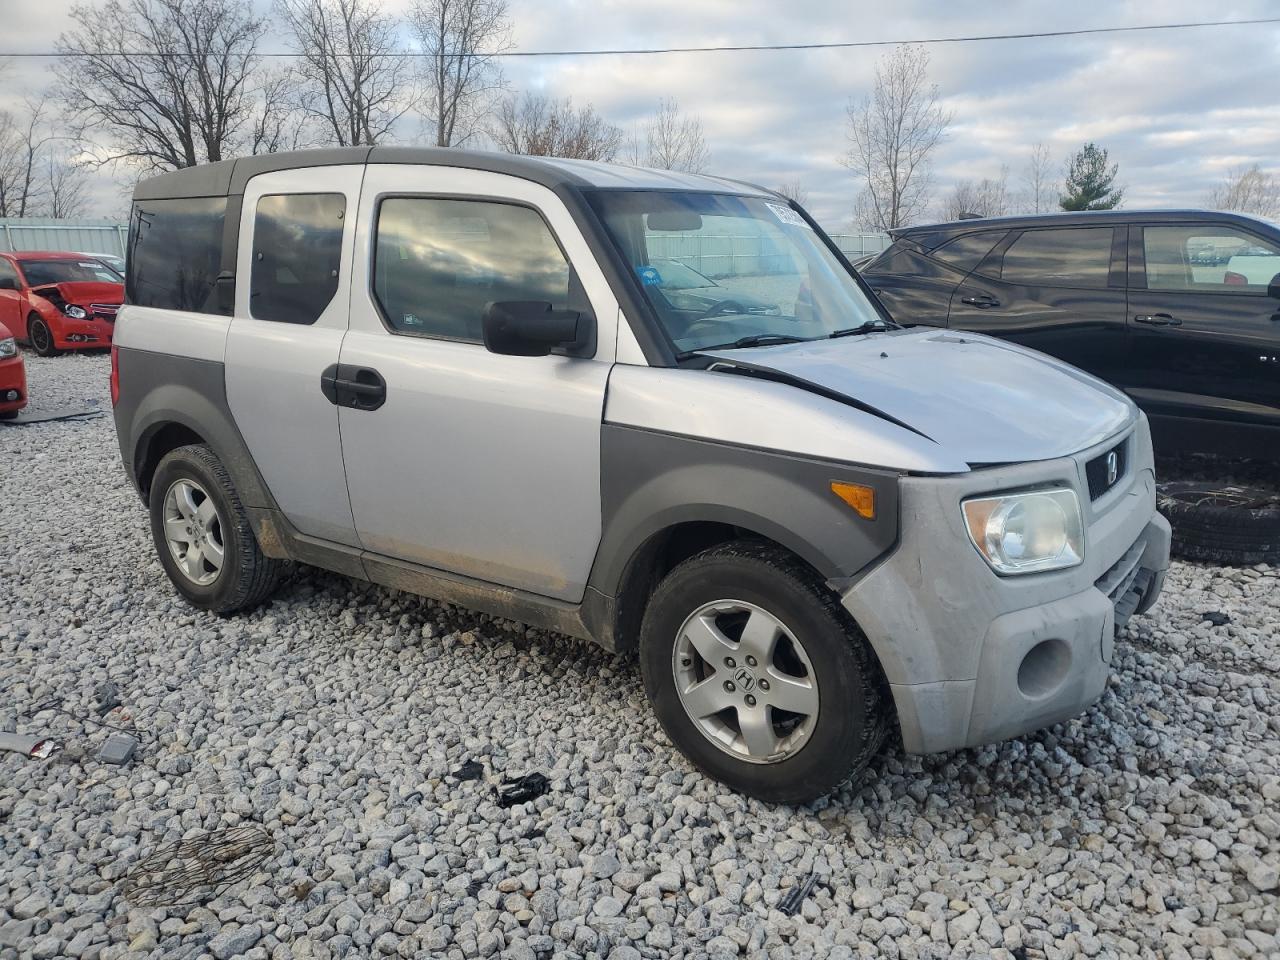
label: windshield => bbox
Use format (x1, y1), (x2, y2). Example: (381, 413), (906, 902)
(587, 190), (885, 355)
(20, 259), (123, 286)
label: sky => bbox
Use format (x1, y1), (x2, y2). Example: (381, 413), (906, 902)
(2, 0), (1279, 227)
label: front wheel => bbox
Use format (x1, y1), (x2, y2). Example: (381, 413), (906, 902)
(28, 315), (60, 356)
(149, 444), (283, 613)
(639, 541), (890, 803)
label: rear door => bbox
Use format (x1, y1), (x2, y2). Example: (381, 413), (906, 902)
(223, 165), (363, 546)
(948, 225), (1130, 385)
(337, 164), (620, 602)
(1126, 221), (1280, 433)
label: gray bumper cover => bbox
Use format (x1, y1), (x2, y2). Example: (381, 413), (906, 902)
(838, 421), (1171, 755)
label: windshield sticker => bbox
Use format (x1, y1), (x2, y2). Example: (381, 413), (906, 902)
(766, 202), (811, 229)
(636, 265), (663, 287)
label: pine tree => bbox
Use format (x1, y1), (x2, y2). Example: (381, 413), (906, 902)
(1060, 143), (1123, 210)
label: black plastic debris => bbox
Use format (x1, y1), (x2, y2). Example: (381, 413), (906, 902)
(94, 681), (122, 715)
(778, 871), (818, 917)
(1202, 611), (1231, 626)
(99, 733), (139, 765)
(494, 772), (550, 808)
(452, 759), (484, 781)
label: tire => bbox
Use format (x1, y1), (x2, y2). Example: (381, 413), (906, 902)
(149, 444), (283, 613)
(28, 315), (60, 357)
(1157, 481), (1280, 565)
(0, 410), (18, 420)
(639, 540), (890, 804)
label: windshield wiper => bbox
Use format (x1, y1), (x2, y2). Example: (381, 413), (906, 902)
(829, 319), (893, 338)
(713, 333), (810, 350)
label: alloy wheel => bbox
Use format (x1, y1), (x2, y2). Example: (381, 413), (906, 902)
(162, 478), (225, 586)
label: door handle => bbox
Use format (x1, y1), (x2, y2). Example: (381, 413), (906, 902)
(960, 295), (999, 308)
(320, 364), (387, 410)
(1134, 314), (1182, 327)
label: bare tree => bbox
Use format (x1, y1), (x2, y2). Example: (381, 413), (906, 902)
(249, 68), (313, 154)
(844, 43), (951, 230)
(0, 96), (53, 217)
(278, 0), (418, 147)
(774, 180), (809, 207)
(490, 93), (622, 160)
(410, 0), (511, 147)
(637, 98), (709, 173)
(57, 0), (268, 171)
(46, 150), (90, 218)
(1206, 164), (1280, 218)
(1021, 142), (1054, 214)
(943, 166), (1010, 221)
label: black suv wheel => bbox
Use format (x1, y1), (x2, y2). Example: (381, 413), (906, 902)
(149, 444), (283, 613)
(639, 541), (890, 803)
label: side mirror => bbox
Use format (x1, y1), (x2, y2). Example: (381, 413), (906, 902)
(1269, 272), (1280, 301)
(482, 301), (593, 357)
(0, 277), (16, 291)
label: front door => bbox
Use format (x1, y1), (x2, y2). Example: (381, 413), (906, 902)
(223, 165), (364, 546)
(948, 225), (1131, 386)
(337, 165), (619, 602)
(1124, 222), (1280, 440)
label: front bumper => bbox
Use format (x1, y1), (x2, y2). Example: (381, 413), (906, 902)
(53, 317), (115, 348)
(0, 355), (26, 413)
(838, 415), (1171, 754)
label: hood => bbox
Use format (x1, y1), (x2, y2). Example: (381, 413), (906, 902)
(32, 281), (123, 305)
(702, 329), (1135, 465)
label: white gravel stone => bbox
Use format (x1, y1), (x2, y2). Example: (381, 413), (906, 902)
(1, 351), (1279, 959)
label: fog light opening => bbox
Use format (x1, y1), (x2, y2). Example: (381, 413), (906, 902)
(1017, 639), (1071, 699)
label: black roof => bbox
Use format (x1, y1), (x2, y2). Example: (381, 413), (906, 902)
(891, 209), (1278, 248)
(132, 146), (767, 201)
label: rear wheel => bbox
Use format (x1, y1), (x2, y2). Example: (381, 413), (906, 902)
(149, 444), (283, 613)
(28, 315), (59, 357)
(639, 541), (890, 803)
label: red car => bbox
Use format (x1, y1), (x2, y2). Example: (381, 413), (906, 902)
(0, 318), (27, 419)
(0, 251), (123, 356)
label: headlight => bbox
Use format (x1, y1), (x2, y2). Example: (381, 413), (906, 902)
(962, 487), (1084, 575)
(64, 304), (88, 319)
(0, 337), (15, 358)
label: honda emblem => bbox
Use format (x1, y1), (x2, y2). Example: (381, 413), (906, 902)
(1106, 451), (1118, 487)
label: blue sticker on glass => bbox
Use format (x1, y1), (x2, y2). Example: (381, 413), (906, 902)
(637, 265), (663, 287)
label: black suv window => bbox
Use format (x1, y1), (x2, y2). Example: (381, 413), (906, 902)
(1001, 228), (1114, 288)
(1143, 225), (1280, 292)
(250, 193), (346, 325)
(373, 197), (571, 342)
(931, 232), (1007, 272)
(128, 196), (227, 314)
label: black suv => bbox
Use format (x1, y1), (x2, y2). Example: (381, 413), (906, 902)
(861, 210), (1280, 457)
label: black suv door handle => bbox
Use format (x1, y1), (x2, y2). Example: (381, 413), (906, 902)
(321, 363), (387, 410)
(960, 294), (999, 308)
(1134, 313), (1182, 327)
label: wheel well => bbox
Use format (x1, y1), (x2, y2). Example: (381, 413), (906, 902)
(610, 521), (822, 652)
(136, 423), (205, 501)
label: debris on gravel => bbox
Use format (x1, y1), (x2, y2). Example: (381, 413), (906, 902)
(2, 350), (1279, 959)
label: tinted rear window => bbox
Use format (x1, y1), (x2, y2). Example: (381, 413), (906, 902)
(128, 196), (227, 314)
(250, 193), (346, 325)
(1001, 228), (1114, 288)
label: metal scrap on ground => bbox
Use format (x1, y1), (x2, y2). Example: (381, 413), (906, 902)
(120, 825), (275, 906)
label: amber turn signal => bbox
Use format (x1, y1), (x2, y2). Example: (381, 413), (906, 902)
(830, 481), (875, 519)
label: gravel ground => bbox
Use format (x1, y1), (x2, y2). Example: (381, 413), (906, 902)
(2, 350), (1279, 960)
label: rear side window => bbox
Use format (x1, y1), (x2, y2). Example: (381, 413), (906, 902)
(128, 197), (227, 314)
(1001, 228), (1114, 288)
(1143, 225), (1280, 292)
(250, 193), (346, 325)
(373, 197), (571, 342)
(931, 231), (1006, 272)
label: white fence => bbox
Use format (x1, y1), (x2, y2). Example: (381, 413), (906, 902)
(0, 218), (130, 258)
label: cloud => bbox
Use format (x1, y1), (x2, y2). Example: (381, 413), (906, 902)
(2, 0), (1277, 225)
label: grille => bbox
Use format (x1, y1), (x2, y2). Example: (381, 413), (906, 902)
(90, 303), (119, 322)
(1085, 440), (1127, 500)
